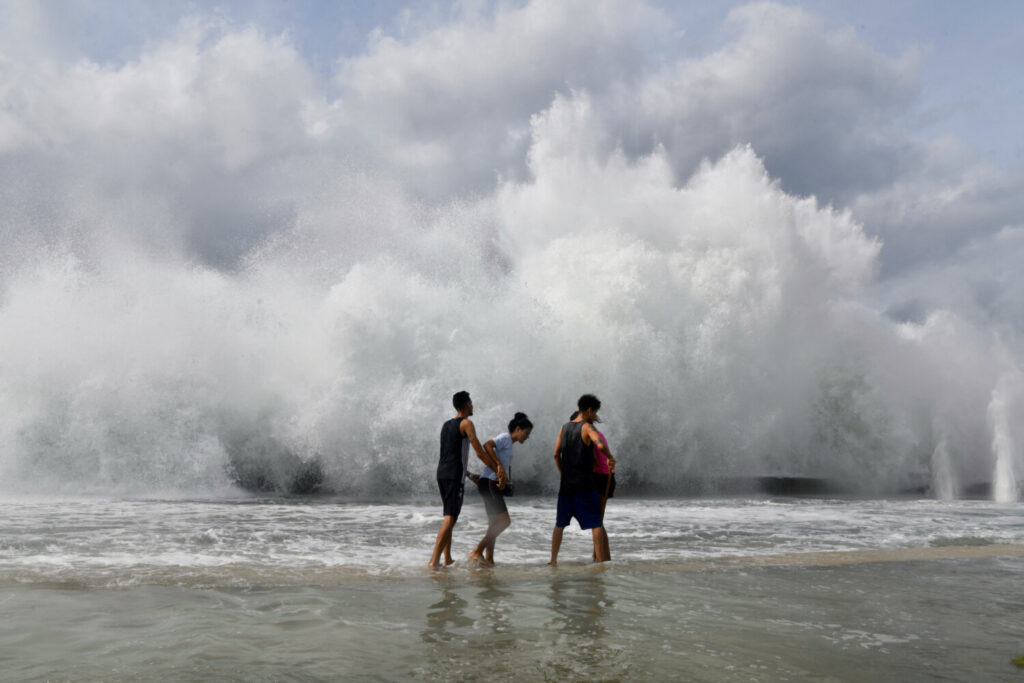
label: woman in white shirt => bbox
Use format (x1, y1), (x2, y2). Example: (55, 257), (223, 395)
(467, 412), (533, 566)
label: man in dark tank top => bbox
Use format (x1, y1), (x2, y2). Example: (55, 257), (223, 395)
(428, 390), (487, 568)
(549, 394), (616, 565)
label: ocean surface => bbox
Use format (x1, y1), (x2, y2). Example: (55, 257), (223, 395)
(1, 495), (1022, 682)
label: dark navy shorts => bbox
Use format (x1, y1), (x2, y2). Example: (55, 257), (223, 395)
(437, 478), (464, 520)
(477, 477), (509, 518)
(555, 491), (602, 530)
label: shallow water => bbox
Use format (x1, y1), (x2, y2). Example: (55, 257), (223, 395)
(1, 497), (1022, 681)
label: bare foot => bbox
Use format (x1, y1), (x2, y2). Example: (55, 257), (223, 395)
(444, 556), (455, 566)
(547, 560), (557, 567)
(467, 552), (495, 568)
(427, 560), (441, 569)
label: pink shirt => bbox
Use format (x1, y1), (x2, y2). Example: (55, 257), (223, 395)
(593, 430), (611, 474)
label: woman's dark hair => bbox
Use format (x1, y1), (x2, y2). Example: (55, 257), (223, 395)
(508, 412), (533, 433)
(577, 394), (601, 412)
(452, 390), (471, 411)
(569, 410), (580, 421)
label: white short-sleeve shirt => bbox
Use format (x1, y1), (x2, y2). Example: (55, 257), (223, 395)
(480, 432), (514, 480)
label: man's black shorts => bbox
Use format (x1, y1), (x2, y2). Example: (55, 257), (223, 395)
(476, 477), (508, 518)
(437, 478), (464, 519)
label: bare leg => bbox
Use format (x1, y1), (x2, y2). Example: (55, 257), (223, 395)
(444, 527), (455, 566)
(549, 525), (565, 566)
(484, 513), (510, 565)
(468, 524), (490, 564)
(592, 526), (610, 563)
(467, 534), (486, 565)
(592, 494), (610, 560)
(470, 513), (510, 566)
(428, 516), (456, 568)
(484, 534), (496, 565)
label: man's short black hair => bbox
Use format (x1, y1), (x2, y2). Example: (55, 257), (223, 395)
(577, 394), (601, 412)
(453, 390), (472, 411)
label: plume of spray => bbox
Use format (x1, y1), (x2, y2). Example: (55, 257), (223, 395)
(988, 363), (1023, 503)
(930, 435), (957, 501)
(0, 92), (1012, 498)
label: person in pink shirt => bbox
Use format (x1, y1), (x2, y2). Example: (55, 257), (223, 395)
(569, 409), (617, 514)
(569, 409), (616, 562)
(592, 428), (615, 513)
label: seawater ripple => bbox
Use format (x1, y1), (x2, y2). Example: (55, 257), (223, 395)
(1, 497), (1022, 589)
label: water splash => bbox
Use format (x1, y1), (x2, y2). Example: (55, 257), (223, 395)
(0, 96), (1011, 497)
(930, 436), (957, 501)
(988, 375), (1021, 503)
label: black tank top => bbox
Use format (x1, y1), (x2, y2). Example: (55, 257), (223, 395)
(558, 421), (595, 495)
(437, 417), (465, 480)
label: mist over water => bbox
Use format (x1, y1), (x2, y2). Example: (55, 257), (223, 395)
(0, 127), (1017, 498)
(989, 372), (1024, 503)
(0, 5), (1022, 500)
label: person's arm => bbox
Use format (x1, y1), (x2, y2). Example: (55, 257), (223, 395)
(461, 418), (494, 482)
(598, 432), (616, 472)
(552, 426), (563, 474)
(479, 439), (501, 470)
(481, 439), (508, 488)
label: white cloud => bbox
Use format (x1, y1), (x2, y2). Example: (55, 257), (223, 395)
(0, 18), (327, 265)
(2, 0), (1018, 280)
(629, 2), (921, 200)
(329, 0), (669, 195)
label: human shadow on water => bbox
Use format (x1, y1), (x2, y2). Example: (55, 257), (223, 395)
(546, 570), (613, 638)
(416, 579), (482, 680)
(471, 575), (516, 639)
(421, 585), (473, 645)
(541, 570), (620, 678)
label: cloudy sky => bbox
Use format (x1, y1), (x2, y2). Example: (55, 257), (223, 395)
(2, 0), (1021, 332)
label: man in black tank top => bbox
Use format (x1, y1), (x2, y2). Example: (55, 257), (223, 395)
(428, 390), (488, 568)
(549, 394), (616, 565)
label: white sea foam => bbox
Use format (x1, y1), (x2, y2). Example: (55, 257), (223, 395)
(1, 498), (1021, 587)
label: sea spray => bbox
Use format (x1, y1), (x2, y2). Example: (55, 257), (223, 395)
(0, 96), (1009, 497)
(988, 373), (1022, 503)
(930, 436), (957, 501)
